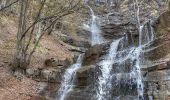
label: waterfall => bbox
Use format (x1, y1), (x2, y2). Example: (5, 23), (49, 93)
(133, 0), (149, 99)
(57, 54), (84, 100)
(88, 6), (104, 46)
(137, 23), (145, 100)
(130, 47), (144, 100)
(56, 1), (156, 99)
(97, 38), (122, 100)
(95, 19), (155, 100)
(135, 20), (155, 99)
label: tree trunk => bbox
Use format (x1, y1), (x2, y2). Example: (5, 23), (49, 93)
(14, 0), (28, 70)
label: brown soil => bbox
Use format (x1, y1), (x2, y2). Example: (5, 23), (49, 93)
(0, 14), (73, 100)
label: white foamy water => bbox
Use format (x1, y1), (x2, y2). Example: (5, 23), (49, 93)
(97, 39), (122, 100)
(88, 6), (104, 46)
(131, 20), (155, 99)
(57, 54), (84, 100)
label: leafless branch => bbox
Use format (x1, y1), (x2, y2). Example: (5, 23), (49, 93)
(0, 0), (19, 11)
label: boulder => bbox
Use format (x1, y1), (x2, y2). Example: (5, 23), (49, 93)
(26, 68), (41, 78)
(40, 68), (62, 82)
(44, 58), (72, 68)
(26, 68), (62, 83)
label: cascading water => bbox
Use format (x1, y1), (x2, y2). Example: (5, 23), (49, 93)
(135, 20), (155, 99)
(97, 38), (122, 100)
(88, 6), (104, 46)
(57, 54), (84, 100)
(95, 19), (155, 100)
(130, 47), (144, 100)
(57, 1), (156, 99)
(116, 21), (155, 100)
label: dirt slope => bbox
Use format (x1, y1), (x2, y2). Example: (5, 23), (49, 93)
(0, 15), (73, 100)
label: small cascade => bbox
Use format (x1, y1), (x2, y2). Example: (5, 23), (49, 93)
(97, 38), (122, 100)
(116, 22), (155, 99)
(130, 47), (144, 100)
(132, 0), (155, 98)
(88, 6), (104, 46)
(135, 20), (155, 99)
(139, 21), (155, 47)
(57, 54), (84, 100)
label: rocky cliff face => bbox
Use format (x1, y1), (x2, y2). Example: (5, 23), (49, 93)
(34, 2), (170, 100)
(142, 10), (170, 100)
(56, 9), (170, 100)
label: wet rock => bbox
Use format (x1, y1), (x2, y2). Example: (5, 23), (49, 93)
(144, 69), (170, 81)
(167, 60), (170, 66)
(77, 65), (96, 78)
(111, 73), (137, 96)
(65, 90), (95, 100)
(112, 96), (138, 100)
(141, 62), (169, 72)
(76, 65), (96, 87)
(145, 81), (170, 100)
(82, 42), (110, 66)
(76, 28), (91, 40)
(100, 12), (137, 40)
(144, 37), (170, 61)
(112, 58), (133, 73)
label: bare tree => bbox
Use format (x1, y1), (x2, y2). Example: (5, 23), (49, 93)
(13, 0), (82, 71)
(0, 0), (19, 11)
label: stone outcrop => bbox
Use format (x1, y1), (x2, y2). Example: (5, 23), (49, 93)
(155, 10), (170, 34)
(82, 42), (110, 66)
(143, 37), (170, 61)
(26, 68), (62, 83)
(44, 58), (72, 68)
(141, 10), (170, 99)
(26, 57), (75, 83)
(100, 12), (137, 40)
(53, 32), (91, 48)
(76, 65), (96, 87)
